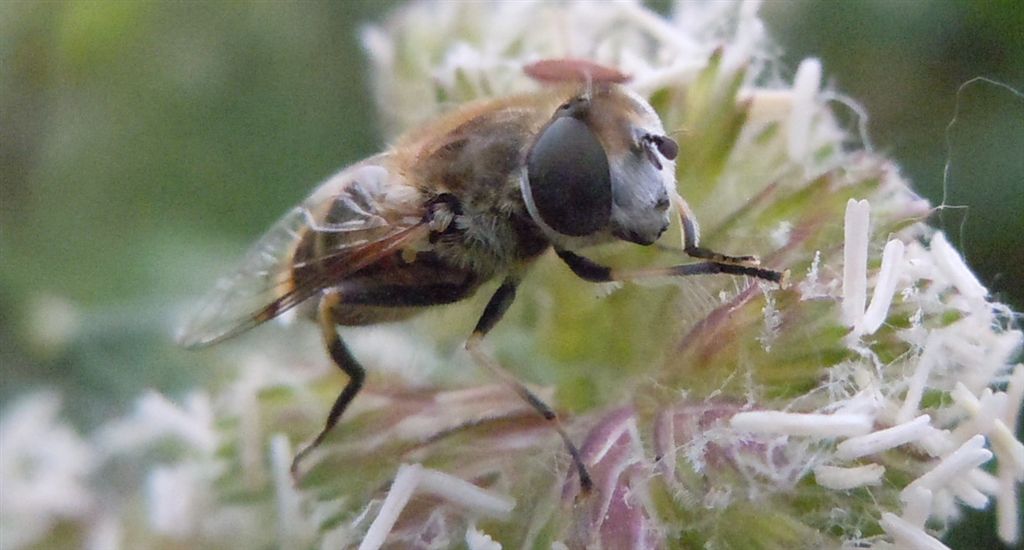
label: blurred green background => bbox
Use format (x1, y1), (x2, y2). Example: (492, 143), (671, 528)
(1, 1), (1020, 548)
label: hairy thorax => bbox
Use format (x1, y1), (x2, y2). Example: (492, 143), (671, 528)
(409, 102), (554, 279)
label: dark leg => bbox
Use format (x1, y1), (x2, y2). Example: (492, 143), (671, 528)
(291, 292), (365, 478)
(557, 248), (787, 286)
(466, 279), (594, 492)
(290, 278), (478, 479)
(674, 192), (758, 265)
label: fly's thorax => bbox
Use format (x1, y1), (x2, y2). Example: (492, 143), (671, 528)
(426, 188), (549, 280)
(402, 94), (561, 278)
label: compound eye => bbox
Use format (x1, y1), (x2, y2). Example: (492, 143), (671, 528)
(526, 116), (612, 236)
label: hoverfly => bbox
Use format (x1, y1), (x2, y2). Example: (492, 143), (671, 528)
(178, 59), (785, 492)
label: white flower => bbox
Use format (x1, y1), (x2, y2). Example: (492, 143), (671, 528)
(0, 393), (97, 549)
(94, 390), (217, 459)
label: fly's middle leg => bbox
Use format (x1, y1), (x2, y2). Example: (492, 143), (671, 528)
(467, 278), (594, 493)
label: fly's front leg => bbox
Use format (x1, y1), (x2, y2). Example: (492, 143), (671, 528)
(291, 291), (365, 479)
(466, 278), (594, 493)
(673, 192), (759, 265)
(557, 248), (788, 286)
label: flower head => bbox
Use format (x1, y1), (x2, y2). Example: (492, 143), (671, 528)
(352, 2), (1024, 547)
(3, 1), (1020, 548)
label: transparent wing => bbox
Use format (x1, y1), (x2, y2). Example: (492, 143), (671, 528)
(177, 159), (429, 348)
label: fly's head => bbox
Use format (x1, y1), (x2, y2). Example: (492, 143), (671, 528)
(522, 85), (677, 248)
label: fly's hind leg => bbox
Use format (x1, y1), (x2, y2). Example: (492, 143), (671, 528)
(466, 278), (593, 493)
(291, 291), (365, 479)
(291, 276), (478, 479)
